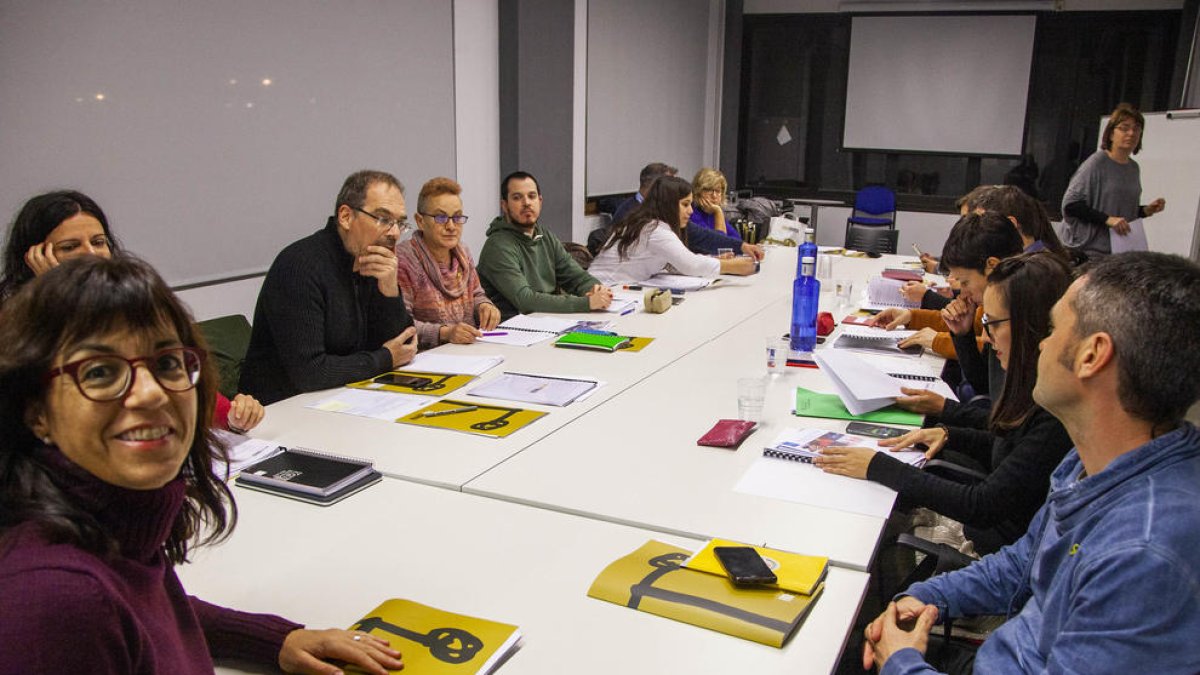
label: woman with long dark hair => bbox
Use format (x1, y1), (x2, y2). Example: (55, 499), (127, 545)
(0, 256), (403, 673)
(0, 190), (119, 302)
(589, 176), (756, 286)
(814, 253), (1074, 554)
(1, 190), (264, 434)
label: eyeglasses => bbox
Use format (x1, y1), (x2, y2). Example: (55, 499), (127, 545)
(1114, 124), (1141, 133)
(981, 314), (1011, 339)
(45, 347), (206, 402)
(352, 206), (409, 233)
(419, 213), (469, 226)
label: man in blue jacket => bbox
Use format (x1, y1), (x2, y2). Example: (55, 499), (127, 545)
(863, 251), (1200, 674)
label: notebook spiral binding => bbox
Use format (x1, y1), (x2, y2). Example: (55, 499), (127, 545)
(283, 446), (372, 467)
(762, 447), (816, 463)
(887, 372), (936, 382)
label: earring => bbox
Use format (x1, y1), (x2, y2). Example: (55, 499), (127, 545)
(41, 436), (53, 446)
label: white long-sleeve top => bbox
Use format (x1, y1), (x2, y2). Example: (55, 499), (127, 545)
(588, 220), (720, 286)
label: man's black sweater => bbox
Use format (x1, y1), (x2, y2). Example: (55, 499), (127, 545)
(240, 218), (412, 405)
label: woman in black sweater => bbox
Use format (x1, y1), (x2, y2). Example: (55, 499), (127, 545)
(814, 253), (1074, 554)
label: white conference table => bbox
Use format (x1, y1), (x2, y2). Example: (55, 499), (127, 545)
(250, 247), (799, 489)
(183, 477), (870, 675)
(463, 253), (936, 571)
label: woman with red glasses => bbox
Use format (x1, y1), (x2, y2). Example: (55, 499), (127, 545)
(0, 256), (403, 674)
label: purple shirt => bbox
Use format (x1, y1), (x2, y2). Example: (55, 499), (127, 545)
(688, 207), (742, 241)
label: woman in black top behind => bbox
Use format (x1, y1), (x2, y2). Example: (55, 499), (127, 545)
(814, 253), (1074, 554)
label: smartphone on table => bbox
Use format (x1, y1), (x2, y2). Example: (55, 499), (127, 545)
(845, 421), (908, 439)
(713, 546), (777, 587)
(373, 373), (433, 388)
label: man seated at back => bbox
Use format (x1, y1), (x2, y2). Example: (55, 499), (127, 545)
(240, 170), (418, 405)
(477, 171), (612, 319)
(609, 163), (676, 234)
(862, 251), (1200, 674)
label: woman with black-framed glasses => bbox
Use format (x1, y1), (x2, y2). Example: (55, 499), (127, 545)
(0, 256), (403, 674)
(396, 177), (500, 347)
(815, 253), (1075, 555)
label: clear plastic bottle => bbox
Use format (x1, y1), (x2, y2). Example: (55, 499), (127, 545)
(791, 254), (821, 352)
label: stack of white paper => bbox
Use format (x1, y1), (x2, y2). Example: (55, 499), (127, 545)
(813, 348), (955, 415)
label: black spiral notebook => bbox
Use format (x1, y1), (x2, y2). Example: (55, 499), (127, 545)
(235, 447), (377, 500)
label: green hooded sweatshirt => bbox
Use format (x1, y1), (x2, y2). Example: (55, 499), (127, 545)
(476, 216), (599, 319)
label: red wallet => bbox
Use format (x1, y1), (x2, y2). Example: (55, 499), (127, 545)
(697, 419), (758, 449)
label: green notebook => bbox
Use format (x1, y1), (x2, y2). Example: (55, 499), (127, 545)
(793, 387), (923, 425)
(554, 331), (631, 352)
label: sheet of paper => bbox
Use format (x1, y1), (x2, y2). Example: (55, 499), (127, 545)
(603, 297), (640, 315)
(404, 352), (504, 376)
(1109, 218), (1149, 253)
(734, 455), (898, 519)
(468, 372), (601, 407)
(476, 330), (556, 347)
(212, 430), (282, 477)
(498, 314), (580, 333)
(306, 388), (429, 421)
(640, 273), (713, 291)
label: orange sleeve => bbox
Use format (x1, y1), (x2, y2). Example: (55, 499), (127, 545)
(907, 308), (948, 332)
(931, 332), (957, 359)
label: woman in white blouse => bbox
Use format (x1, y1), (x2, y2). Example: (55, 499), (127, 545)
(589, 176), (757, 286)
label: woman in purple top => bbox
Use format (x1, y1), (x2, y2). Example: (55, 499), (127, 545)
(0, 256), (403, 674)
(688, 167), (742, 242)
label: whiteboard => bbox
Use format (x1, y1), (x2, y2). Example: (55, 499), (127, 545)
(0, 1), (455, 286)
(843, 15), (1035, 156)
(1098, 111), (1200, 261)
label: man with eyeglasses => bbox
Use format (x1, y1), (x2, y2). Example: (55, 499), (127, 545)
(862, 252), (1200, 675)
(477, 171), (613, 320)
(241, 170), (417, 405)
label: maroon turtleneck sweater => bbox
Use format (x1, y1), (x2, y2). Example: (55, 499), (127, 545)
(0, 446), (302, 673)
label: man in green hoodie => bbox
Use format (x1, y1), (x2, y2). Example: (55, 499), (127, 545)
(478, 171), (613, 319)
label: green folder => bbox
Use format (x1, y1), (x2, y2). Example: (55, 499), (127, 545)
(793, 387), (923, 425)
(554, 331), (631, 352)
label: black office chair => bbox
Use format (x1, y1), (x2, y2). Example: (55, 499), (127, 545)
(845, 224), (899, 254)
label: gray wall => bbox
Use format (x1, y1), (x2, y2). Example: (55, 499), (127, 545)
(0, 0), (456, 286)
(585, 0), (713, 196)
(499, 0), (577, 239)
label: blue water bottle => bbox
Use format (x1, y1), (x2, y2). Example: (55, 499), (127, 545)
(791, 231), (821, 352)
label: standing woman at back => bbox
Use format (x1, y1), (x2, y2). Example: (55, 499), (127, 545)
(1061, 103), (1166, 260)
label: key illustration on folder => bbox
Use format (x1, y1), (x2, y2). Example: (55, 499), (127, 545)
(625, 552), (793, 633)
(353, 616), (483, 664)
(471, 407), (520, 430)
